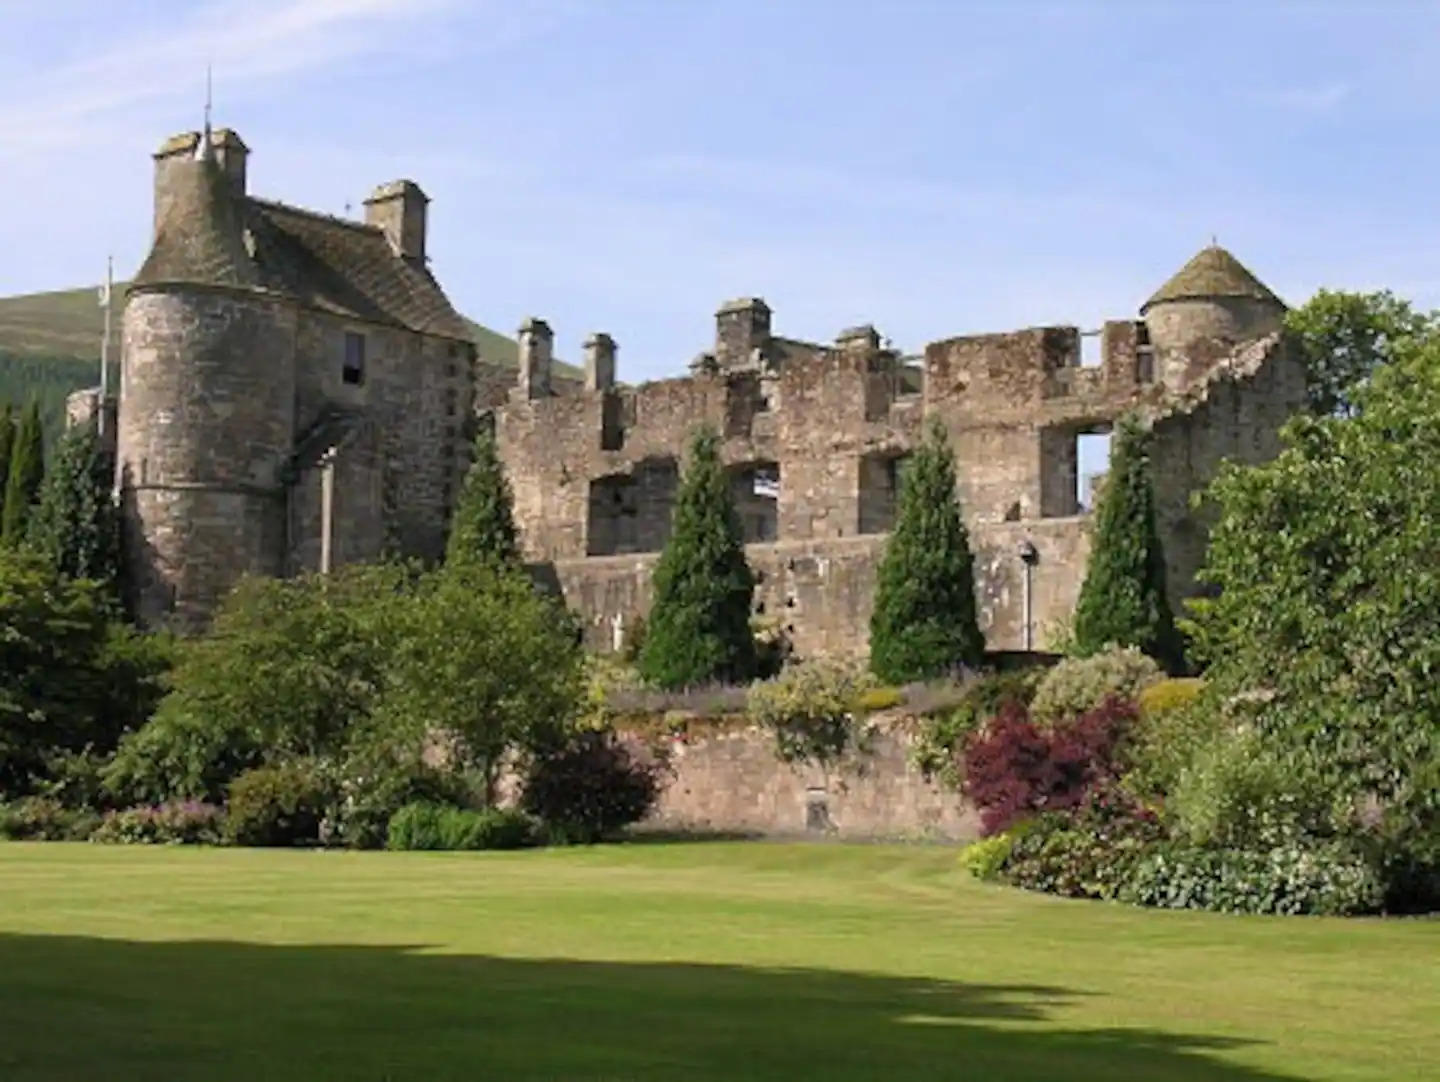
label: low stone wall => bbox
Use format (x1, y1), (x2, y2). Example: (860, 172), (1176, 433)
(629, 715), (980, 842)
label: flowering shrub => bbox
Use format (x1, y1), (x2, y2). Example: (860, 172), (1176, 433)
(0, 797), (99, 841)
(962, 699), (1136, 836)
(747, 660), (876, 770)
(998, 800), (1163, 899)
(1030, 646), (1162, 725)
(91, 801), (224, 845)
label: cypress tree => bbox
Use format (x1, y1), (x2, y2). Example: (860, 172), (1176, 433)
(0, 404), (14, 503)
(637, 427), (755, 689)
(869, 417), (984, 682)
(2, 402), (44, 546)
(26, 418), (120, 586)
(1071, 412), (1180, 666)
(445, 424), (520, 571)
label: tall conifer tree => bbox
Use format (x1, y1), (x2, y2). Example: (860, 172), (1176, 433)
(445, 425), (520, 571)
(1071, 413), (1180, 666)
(2, 402), (44, 546)
(26, 418), (120, 587)
(869, 417), (984, 682)
(637, 427), (755, 689)
(0, 404), (15, 505)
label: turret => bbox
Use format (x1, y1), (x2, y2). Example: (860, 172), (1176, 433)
(1140, 244), (1286, 386)
(118, 137), (295, 628)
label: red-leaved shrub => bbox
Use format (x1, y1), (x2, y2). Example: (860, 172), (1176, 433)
(962, 697), (1136, 836)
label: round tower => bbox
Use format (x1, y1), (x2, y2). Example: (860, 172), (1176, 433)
(117, 130), (295, 628)
(1140, 244), (1286, 387)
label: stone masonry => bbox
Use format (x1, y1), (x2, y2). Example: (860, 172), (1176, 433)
(498, 250), (1306, 659)
(95, 125), (1307, 655)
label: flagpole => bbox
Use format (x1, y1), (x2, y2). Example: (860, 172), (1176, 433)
(98, 255), (112, 436)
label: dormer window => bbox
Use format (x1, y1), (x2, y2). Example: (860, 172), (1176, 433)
(343, 332), (365, 385)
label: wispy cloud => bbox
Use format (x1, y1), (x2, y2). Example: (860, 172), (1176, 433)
(0, 0), (463, 148)
(1250, 82), (1352, 113)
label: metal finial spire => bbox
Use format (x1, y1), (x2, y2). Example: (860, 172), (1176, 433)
(195, 65), (215, 162)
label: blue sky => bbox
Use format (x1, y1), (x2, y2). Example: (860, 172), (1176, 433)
(2, 0), (1439, 383)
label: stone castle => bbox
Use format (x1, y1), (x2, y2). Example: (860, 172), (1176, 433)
(83, 127), (1308, 654)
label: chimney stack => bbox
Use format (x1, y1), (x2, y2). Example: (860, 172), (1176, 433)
(365, 180), (429, 265)
(584, 333), (617, 392)
(714, 297), (771, 370)
(518, 318), (554, 399)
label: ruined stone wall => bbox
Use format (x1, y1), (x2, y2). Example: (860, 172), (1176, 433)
(542, 517), (1088, 659)
(633, 714), (980, 841)
(1148, 333), (1306, 613)
(498, 300), (1302, 660)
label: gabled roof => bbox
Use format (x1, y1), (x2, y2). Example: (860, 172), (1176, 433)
(246, 199), (470, 340)
(132, 159), (471, 341)
(1141, 245), (1284, 313)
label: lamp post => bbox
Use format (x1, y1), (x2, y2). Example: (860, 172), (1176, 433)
(1017, 538), (1039, 651)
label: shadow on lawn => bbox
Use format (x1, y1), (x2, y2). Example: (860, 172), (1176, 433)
(0, 933), (1303, 1082)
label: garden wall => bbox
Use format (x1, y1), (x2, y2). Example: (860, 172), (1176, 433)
(629, 715), (981, 841)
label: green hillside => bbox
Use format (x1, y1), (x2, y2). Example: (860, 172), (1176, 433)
(0, 285), (576, 375)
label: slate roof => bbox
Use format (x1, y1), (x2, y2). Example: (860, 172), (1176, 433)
(1141, 245), (1284, 313)
(133, 158), (257, 291)
(132, 157), (471, 341)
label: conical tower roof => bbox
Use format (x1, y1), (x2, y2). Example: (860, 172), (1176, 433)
(133, 156), (257, 290)
(1141, 244), (1283, 314)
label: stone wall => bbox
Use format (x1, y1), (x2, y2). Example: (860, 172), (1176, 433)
(632, 714), (980, 841)
(118, 284), (472, 628)
(543, 517), (1089, 659)
(502, 297), (1305, 660)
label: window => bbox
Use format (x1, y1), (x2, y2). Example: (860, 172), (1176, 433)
(343, 332), (366, 385)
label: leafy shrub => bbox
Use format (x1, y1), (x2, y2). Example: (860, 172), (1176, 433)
(1030, 646), (1161, 725)
(1117, 839), (1385, 916)
(1166, 730), (1345, 853)
(0, 554), (172, 798)
(855, 686), (905, 713)
(1137, 678), (1205, 719)
(225, 761), (334, 848)
(0, 797), (99, 841)
(958, 827), (1031, 881)
(328, 752), (467, 850)
(911, 669), (1042, 789)
(90, 801), (224, 845)
(1001, 805), (1164, 900)
(962, 699), (1136, 836)
(747, 660), (876, 769)
(521, 730), (667, 843)
(385, 802), (537, 851)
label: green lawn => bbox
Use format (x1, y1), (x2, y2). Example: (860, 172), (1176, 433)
(0, 842), (1434, 1081)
